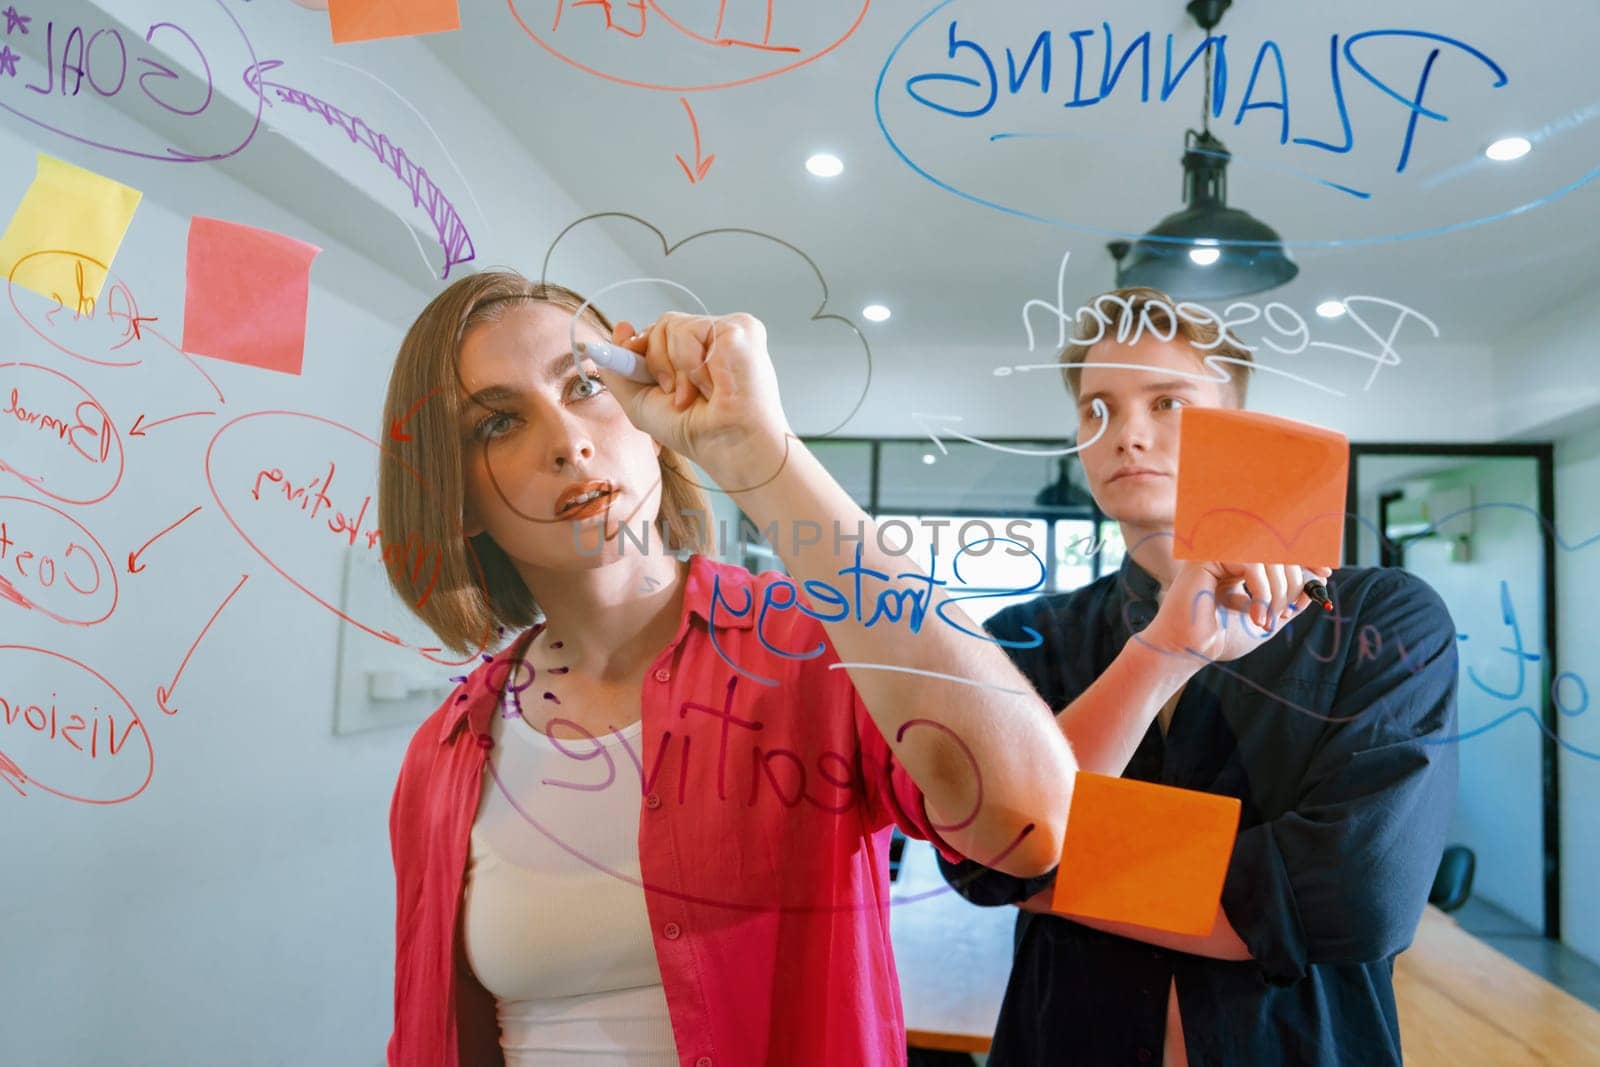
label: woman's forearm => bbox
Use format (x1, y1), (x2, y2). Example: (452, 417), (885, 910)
(710, 434), (1076, 877)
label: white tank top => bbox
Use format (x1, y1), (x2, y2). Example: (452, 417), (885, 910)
(462, 703), (678, 1066)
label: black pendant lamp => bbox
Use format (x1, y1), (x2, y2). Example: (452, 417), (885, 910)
(1034, 456), (1096, 512)
(1114, 0), (1298, 300)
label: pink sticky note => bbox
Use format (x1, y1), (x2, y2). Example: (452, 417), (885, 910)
(182, 217), (321, 376)
(328, 0), (460, 43)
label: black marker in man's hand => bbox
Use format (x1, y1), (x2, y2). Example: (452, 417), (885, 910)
(1303, 577), (1333, 612)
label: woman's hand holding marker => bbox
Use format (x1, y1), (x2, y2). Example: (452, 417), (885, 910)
(572, 337), (657, 384)
(590, 313), (793, 490)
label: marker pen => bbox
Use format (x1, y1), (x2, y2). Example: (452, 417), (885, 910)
(1241, 575), (1334, 613)
(573, 339), (657, 385)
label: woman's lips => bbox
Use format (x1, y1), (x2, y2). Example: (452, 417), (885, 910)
(560, 483), (614, 521)
(559, 490), (614, 519)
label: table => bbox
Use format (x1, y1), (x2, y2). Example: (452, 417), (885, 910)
(889, 840), (1014, 1053)
(890, 840), (1600, 1062)
(1394, 905), (1600, 1065)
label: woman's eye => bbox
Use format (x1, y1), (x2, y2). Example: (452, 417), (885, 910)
(571, 374), (607, 400)
(474, 411), (516, 439)
(1156, 396), (1186, 411)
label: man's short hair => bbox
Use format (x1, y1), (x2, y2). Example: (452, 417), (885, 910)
(1058, 286), (1255, 406)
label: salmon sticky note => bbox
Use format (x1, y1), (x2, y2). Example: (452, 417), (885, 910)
(182, 217), (321, 377)
(1173, 408), (1349, 568)
(1053, 773), (1240, 936)
(0, 154), (142, 304)
(329, 0), (460, 43)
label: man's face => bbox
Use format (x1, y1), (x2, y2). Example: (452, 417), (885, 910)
(1074, 335), (1231, 532)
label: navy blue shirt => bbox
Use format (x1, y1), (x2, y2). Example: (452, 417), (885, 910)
(941, 559), (1459, 1066)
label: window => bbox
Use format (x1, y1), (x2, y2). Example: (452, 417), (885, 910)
(746, 437), (1126, 625)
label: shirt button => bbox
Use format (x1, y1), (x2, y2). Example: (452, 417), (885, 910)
(695, 1058), (712, 1067)
(1136, 1049), (1152, 1063)
(663, 922), (682, 940)
(653, 667), (671, 683)
(645, 793), (662, 810)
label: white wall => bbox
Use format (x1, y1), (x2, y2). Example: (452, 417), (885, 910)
(1400, 460), (1546, 931)
(0, 10), (641, 1066)
(1497, 295), (1600, 441)
(1489, 272), (1600, 961)
(0, 133), (414, 1067)
(1555, 423), (1600, 964)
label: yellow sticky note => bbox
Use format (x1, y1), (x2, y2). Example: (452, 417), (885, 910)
(1053, 772), (1241, 936)
(0, 154), (143, 305)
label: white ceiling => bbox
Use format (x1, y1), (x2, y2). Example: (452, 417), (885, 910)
(423, 0), (1600, 350)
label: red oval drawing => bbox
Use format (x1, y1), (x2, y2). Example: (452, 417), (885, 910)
(506, 0), (871, 92)
(0, 645), (152, 805)
(8, 250), (154, 368)
(205, 410), (478, 669)
(0, 495), (119, 626)
(0, 361), (125, 506)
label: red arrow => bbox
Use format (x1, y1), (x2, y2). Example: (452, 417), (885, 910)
(128, 506), (202, 574)
(129, 410), (215, 436)
(674, 96), (715, 183)
(0, 748), (26, 797)
(390, 385), (443, 442)
(156, 573), (249, 716)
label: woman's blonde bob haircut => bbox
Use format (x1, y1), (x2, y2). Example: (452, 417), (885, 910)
(377, 270), (710, 654)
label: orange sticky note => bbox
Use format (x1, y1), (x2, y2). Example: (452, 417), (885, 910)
(1052, 773), (1240, 936)
(328, 0), (460, 43)
(1173, 408), (1348, 567)
(182, 217), (321, 376)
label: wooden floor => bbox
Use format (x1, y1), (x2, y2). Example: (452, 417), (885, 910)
(892, 843), (1600, 1063)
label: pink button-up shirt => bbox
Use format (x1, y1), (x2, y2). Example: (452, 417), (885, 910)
(388, 554), (960, 1067)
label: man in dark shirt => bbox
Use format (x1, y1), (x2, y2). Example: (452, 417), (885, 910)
(941, 287), (1458, 1066)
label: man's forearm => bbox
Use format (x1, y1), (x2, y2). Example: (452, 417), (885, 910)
(1019, 888), (1253, 960)
(1056, 638), (1199, 775)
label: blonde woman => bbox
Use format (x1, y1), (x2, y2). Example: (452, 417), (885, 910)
(378, 271), (1076, 1067)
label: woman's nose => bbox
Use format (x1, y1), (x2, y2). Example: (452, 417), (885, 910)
(547, 416), (595, 470)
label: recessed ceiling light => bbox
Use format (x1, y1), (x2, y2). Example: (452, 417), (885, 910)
(1486, 136), (1531, 162)
(805, 153), (844, 178)
(922, 453), (937, 465)
(1316, 300), (1347, 319)
(1188, 239), (1221, 266)
(862, 304), (891, 322)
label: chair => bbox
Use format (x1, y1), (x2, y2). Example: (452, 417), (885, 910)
(889, 827), (907, 882)
(1429, 844), (1475, 912)
(907, 1051), (978, 1066)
